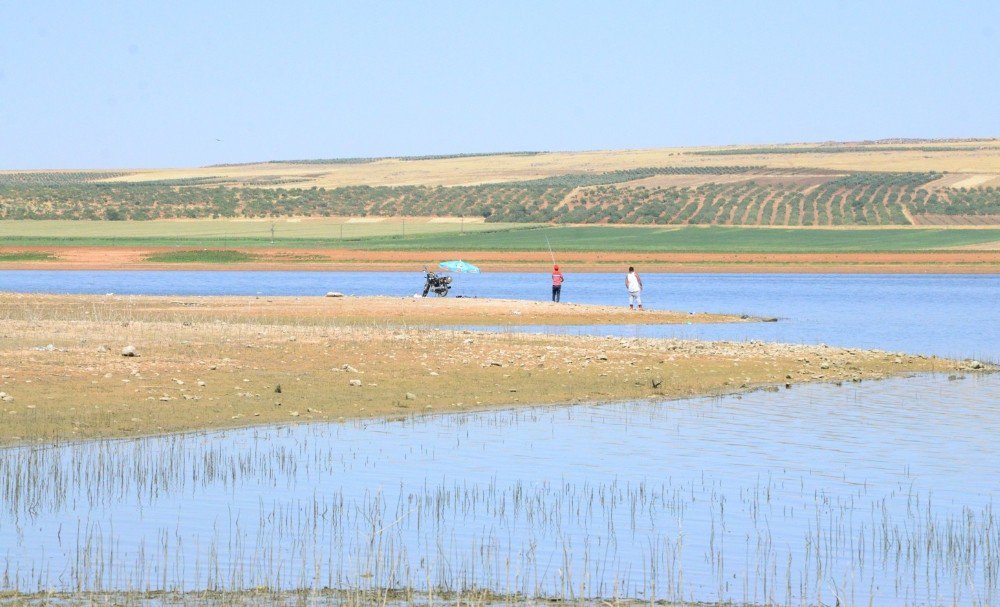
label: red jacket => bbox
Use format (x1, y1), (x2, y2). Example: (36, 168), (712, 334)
(552, 271), (564, 286)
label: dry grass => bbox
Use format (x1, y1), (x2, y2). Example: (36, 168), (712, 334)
(0, 217), (506, 239)
(94, 141), (1000, 188)
(0, 293), (976, 445)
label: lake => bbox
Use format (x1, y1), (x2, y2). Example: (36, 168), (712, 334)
(0, 270), (997, 605)
(1, 270), (997, 359)
(1, 375), (997, 605)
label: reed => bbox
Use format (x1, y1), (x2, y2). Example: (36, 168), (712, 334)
(1, 407), (997, 606)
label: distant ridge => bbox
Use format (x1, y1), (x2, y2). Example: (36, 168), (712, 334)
(208, 151), (547, 168)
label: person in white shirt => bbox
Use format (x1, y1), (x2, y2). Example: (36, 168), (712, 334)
(625, 266), (643, 310)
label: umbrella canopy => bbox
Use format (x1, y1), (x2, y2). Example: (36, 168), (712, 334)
(438, 260), (480, 274)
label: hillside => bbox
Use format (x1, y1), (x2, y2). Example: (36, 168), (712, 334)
(1, 141), (998, 226)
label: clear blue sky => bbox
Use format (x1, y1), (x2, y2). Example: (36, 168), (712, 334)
(1, 1), (997, 169)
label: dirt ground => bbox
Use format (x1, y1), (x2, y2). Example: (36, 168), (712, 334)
(0, 293), (985, 445)
(2, 246), (999, 273)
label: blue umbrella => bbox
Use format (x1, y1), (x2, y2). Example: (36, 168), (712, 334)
(439, 260), (481, 274)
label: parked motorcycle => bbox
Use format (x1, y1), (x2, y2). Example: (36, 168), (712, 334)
(422, 267), (452, 297)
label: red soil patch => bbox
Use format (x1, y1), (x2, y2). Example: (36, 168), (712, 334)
(1, 246), (997, 274)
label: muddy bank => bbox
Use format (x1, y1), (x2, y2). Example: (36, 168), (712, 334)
(0, 292), (756, 326)
(0, 294), (985, 445)
(1, 246), (999, 273)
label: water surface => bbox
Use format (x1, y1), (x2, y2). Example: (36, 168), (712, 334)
(1, 271), (997, 359)
(1, 375), (997, 605)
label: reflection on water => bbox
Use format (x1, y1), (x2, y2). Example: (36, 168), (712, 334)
(2, 374), (997, 605)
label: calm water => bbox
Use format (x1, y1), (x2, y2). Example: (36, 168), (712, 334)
(0, 270), (997, 604)
(1, 375), (998, 605)
(1, 270), (997, 359)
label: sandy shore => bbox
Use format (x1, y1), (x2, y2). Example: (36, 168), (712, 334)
(0, 294), (986, 445)
(2, 246), (999, 273)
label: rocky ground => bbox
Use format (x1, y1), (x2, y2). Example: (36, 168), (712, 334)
(0, 294), (987, 445)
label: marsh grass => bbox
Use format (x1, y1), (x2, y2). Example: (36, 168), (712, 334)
(0, 423), (997, 605)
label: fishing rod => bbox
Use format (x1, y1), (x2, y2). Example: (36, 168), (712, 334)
(545, 235), (556, 266)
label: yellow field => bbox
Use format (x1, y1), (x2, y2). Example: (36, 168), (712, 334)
(88, 140), (1000, 188)
(0, 217), (516, 240)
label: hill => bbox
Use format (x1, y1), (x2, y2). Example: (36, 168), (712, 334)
(1, 140), (998, 226)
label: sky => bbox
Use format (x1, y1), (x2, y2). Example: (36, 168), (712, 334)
(1, 1), (997, 169)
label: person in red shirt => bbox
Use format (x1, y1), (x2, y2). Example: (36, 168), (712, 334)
(551, 265), (564, 302)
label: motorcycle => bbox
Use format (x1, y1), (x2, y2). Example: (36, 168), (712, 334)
(422, 267), (452, 297)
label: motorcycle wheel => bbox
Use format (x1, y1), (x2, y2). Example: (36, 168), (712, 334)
(436, 289), (448, 297)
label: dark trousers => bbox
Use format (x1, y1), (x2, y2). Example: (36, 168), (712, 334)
(552, 285), (561, 302)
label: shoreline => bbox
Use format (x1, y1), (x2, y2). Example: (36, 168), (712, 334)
(1, 246), (999, 274)
(0, 293), (988, 445)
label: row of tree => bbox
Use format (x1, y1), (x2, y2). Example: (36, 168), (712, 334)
(0, 171), (995, 224)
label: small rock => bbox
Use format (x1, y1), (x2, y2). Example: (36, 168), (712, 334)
(290, 411), (300, 417)
(819, 362), (830, 370)
(349, 379), (362, 387)
(96, 345), (109, 353)
(405, 392), (417, 400)
(342, 364), (360, 373)
(325, 292), (344, 298)
(597, 353), (609, 361)
(968, 360), (983, 370)
(121, 345), (138, 357)
(274, 384), (282, 394)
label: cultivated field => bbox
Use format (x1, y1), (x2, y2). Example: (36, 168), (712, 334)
(1, 141), (997, 227)
(2, 222), (998, 252)
(0, 217), (514, 241)
(42, 140), (1000, 188)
